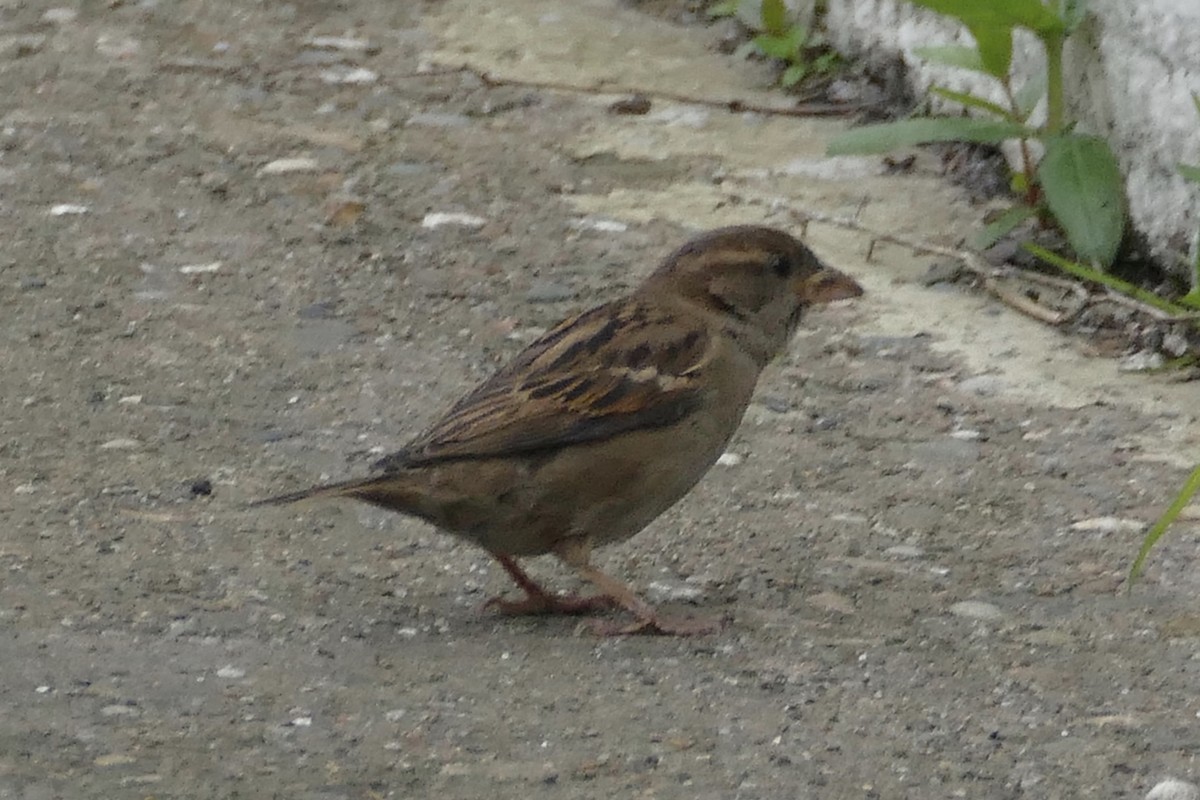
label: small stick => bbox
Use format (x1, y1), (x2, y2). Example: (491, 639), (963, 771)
(453, 65), (867, 118)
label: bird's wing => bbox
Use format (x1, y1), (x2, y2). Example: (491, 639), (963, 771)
(376, 300), (713, 468)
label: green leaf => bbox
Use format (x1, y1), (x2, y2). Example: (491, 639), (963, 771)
(913, 45), (987, 73)
(906, 0), (1064, 34)
(904, 0), (1066, 77)
(706, 0), (741, 17)
(756, 25), (808, 60)
(971, 23), (1015, 77)
(1179, 164), (1200, 184)
(1013, 71), (1047, 120)
(1038, 134), (1126, 266)
(826, 117), (1031, 155)
(781, 63), (808, 87)
(1128, 463), (1200, 586)
(812, 51), (839, 74)
(784, 25), (808, 52)
(929, 85), (1014, 120)
(753, 34), (795, 60)
(760, 0), (788, 35)
(971, 204), (1038, 250)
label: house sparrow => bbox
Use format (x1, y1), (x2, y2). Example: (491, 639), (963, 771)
(255, 225), (862, 635)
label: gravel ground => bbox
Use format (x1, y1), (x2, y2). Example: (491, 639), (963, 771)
(1, 2), (1199, 798)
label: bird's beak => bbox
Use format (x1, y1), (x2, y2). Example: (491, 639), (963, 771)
(793, 266), (864, 305)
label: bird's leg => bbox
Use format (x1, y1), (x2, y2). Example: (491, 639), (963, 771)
(552, 538), (721, 636)
(483, 553), (618, 616)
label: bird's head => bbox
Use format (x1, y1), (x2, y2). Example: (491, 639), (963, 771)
(643, 225), (863, 363)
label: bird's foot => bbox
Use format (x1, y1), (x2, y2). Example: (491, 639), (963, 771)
(483, 591), (619, 617)
(581, 612), (723, 637)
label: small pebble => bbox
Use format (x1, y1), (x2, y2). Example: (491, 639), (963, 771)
(101, 704), (138, 717)
(216, 665), (245, 679)
(49, 203), (89, 216)
(318, 66), (377, 84)
(647, 106), (709, 128)
(95, 34), (139, 59)
(1119, 350), (1164, 372)
(885, 545), (925, 559)
(807, 591), (856, 615)
(568, 217), (627, 233)
(42, 7), (78, 23)
(190, 478), (213, 497)
(94, 754), (136, 767)
(19, 276), (46, 290)
(407, 111), (471, 128)
(199, 171), (231, 193)
(1162, 332), (1190, 358)
(1038, 456), (1068, 477)
(646, 580), (704, 603)
(826, 78), (862, 103)
(1147, 779), (1200, 800)
(421, 212), (487, 229)
(1, 34), (47, 57)
(716, 452), (743, 467)
(99, 438), (141, 450)
(1069, 516), (1144, 533)
(609, 94), (652, 115)
(307, 35), (374, 52)
(949, 600), (1003, 621)
(178, 262), (222, 275)
(258, 157), (318, 175)
(758, 395), (791, 413)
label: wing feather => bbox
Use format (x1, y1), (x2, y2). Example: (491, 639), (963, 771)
(374, 300), (712, 469)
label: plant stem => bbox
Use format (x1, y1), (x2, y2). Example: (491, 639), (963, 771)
(1043, 31), (1065, 134)
(1192, 228), (1200, 295)
(1025, 243), (1196, 319)
(1001, 75), (1040, 206)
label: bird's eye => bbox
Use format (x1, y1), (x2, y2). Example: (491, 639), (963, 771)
(768, 254), (790, 277)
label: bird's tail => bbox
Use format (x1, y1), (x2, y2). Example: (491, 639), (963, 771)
(249, 472), (398, 503)
(248, 474), (364, 506)
(250, 472), (429, 517)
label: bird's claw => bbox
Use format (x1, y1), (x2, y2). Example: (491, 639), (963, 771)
(483, 592), (620, 617)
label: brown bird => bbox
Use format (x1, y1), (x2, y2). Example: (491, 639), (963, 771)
(255, 225), (862, 635)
